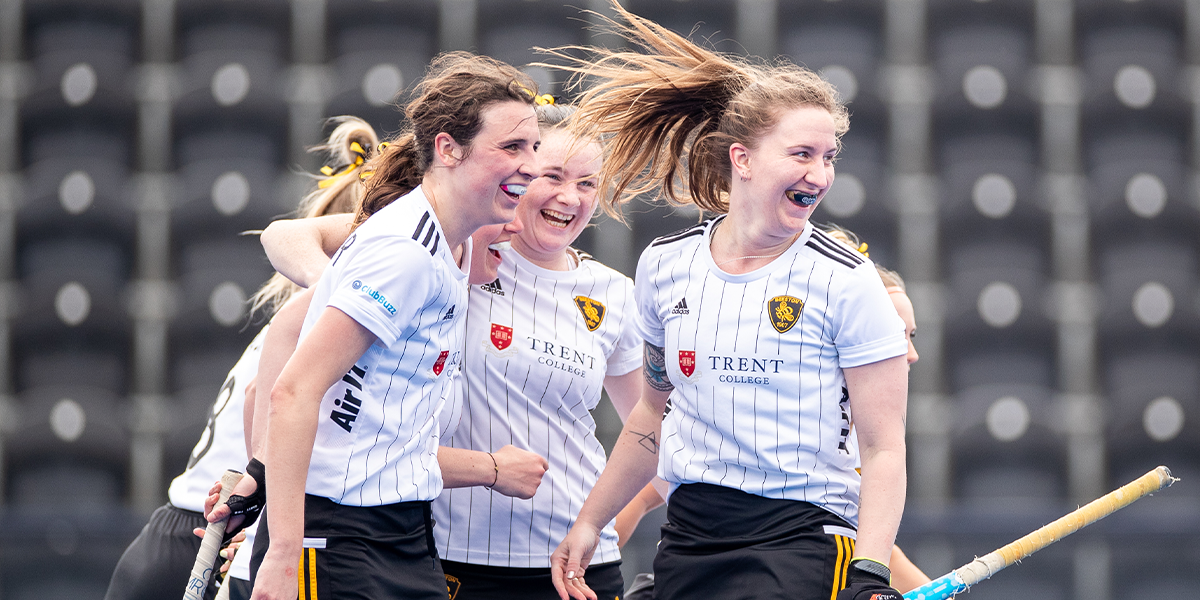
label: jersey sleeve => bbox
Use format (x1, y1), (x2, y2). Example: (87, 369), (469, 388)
(633, 246), (667, 348)
(606, 276), (644, 377)
(830, 262), (908, 369)
(325, 235), (437, 348)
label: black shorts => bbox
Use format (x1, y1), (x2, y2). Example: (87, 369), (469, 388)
(250, 494), (445, 600)
(441, 559), (624, 600)
(104, 503), (220, 600)
(653, 483), (857, 600)
(224, 576), (251, 600)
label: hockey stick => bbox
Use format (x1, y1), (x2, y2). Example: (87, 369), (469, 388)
(183, 469), (244, 600)
(904, 466), (1177, 600)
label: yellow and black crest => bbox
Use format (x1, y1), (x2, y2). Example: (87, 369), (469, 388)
(574, 295), (606, 331)
(768, 295), (804, 333)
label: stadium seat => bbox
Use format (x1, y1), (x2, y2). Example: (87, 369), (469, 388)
(942, 241), (1053, 352)
(7, 385), (128, 507)
(20, 134), (137, 245)
(476, 1), (591, 96)
(780, 3), (885, 121)
(172, 236), (273, 335)
(16, 348), (128, 396)
(929, 23), (1035, 124)
(1084, 131), (1194, 249)
(1095, 242), (1199, 352)
(936, 133), (1048, 253)
(1079, 24), (1186, 134)
(324, 0), (439, 139)
(171, 151), (285, 244)
(15, 237), (131, 338)
(950, 383), (1068, 508)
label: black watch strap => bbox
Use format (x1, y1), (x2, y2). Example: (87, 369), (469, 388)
(849, 558), (892, 585)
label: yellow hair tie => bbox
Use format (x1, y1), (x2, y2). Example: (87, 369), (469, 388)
(856, 242), (869, 258)
(535, 93), (555, 106)
(317, 143), (368, 189)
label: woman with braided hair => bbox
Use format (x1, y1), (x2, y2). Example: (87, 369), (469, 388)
(543, 5), (910, 600)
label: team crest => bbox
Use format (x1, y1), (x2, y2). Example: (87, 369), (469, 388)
(446, 574), (461, 599)
(678, 350), (696, 378)
(484, 323), (518, 357)
(768, 295), (804, 333)
(432, 350), (449, 376)
(574, 296), (606, 331)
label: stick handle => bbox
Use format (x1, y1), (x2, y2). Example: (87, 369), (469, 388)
(904, 466), (1176, 600)
(183, 469), (244, 600)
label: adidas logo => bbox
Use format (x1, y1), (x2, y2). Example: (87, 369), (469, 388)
(442, 305), (456, 320)
(480, 279), (505, 296)
(670, 298), (689, 314)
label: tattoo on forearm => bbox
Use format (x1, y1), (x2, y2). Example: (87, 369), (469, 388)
(644, 343), (674, 392)
(631, 430), (659, 454)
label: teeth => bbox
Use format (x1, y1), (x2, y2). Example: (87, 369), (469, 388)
(501, 184), (527, 196)
(786, 190), (818, 206)
(542, 209), (573, 222)
(488, 241), (511, 252)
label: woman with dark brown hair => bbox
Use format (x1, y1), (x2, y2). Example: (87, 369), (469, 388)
(207, 52), (542, 600)
(544, 6), (910, 600)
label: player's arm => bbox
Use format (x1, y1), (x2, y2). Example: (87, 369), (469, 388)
(253, 307), (377, 600)
(247, 288), (314, 460)
(551, 342), (673, 600)
(260, 213), (354, 287)
(604, 366), (669, 547)
(437, 446), (548, 499)
(843, 355), (908, 566)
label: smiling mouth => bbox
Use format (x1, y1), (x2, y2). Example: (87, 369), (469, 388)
(541, 209), (574, 229)
(501, 184), (527, 200)
(786, 190), (818, 206)
(487, 241), (510, 260)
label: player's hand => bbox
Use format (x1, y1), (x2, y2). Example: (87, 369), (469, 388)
(836, 559), (903, 600)
(490, 445), (549, 500)
(249, 549), (300, 600)
(205, 473), (257, 529)
(550, 522), (600, 600)
(191, 528), (246, 574)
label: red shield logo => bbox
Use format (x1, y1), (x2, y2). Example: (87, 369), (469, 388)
(490, 324), (513, 351)
(432, 350), (449, 376)
(678, 350), (696, 377)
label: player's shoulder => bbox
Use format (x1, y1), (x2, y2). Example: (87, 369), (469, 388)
(648, 218), (713, 250)
(574, 249), (632, 284)
(803, 228), (872, 273)
(354, 194), (444, 259)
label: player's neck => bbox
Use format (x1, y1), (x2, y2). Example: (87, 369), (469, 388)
(710, 216), (801, 274)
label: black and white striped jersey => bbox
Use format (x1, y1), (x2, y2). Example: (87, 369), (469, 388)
(434, 247), (641, 567)
(301, 186), (470, 506)
(634, 217), (906, 527)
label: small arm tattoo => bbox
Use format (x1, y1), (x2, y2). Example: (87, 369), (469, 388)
(644, 343), (674, 392)
(630, 430), (659, 454)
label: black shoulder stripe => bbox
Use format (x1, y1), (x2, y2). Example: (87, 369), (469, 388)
(412, 211), (431, 241)
(810, 230), (864, 265)
(428, 232), (440, 256)
(806, 240), (858, 269)
(650, 223), (708, 247)
(421, 222), (436, 247)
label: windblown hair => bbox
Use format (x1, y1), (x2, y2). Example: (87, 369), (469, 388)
(355, 52), (538, 226)
(538, 1), (848, 217)
(822, 224), (906, 291)
(249, 116), (380, 317)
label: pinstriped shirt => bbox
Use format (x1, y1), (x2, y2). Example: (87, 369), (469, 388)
(434, 248), (642, 567)
(301, 187), (470, 506)
(634, 217), (906, 527)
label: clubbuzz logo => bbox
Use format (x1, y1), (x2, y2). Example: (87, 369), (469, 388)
(353, 280), (397, 315)
(671, 298), (689, 314)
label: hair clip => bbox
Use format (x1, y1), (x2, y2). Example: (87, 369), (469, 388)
(535, 93), (556, 106)
(318, 144), (368, 189)
(856, 242), (869, 258)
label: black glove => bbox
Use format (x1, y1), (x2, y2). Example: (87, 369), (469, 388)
(222, 458), (266, 542)
(836, 558), (903, 600)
